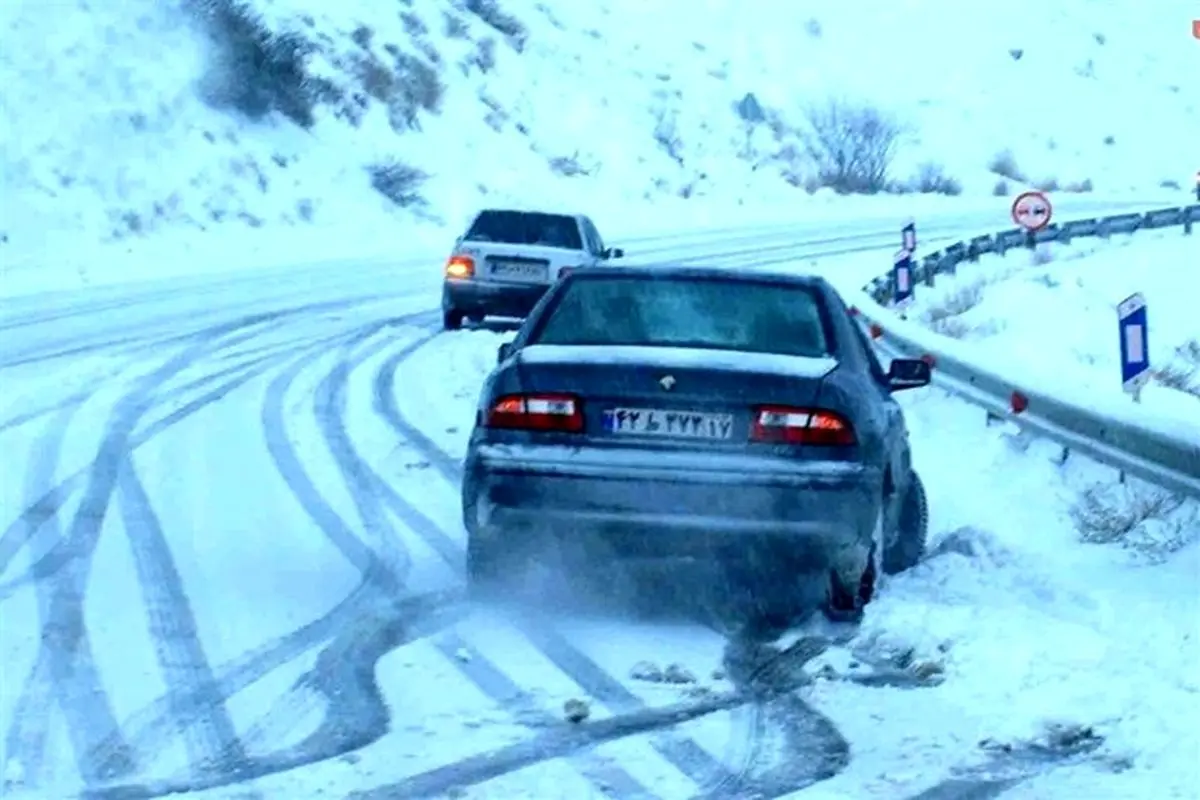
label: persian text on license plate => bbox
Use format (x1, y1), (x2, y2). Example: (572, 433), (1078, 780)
(602, 407), (734, 440)
(491, 261), (548, 281)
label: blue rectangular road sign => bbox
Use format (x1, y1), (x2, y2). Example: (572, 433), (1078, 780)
(893, 249), (914, 307)
(902, 221), (916, 252)
(1117, 292), (1149, 394)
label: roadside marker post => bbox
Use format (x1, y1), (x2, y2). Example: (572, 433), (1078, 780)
(892, 248), (914, 310)
(1117, 292), (1150, 404)
(902, 220), (916, 253)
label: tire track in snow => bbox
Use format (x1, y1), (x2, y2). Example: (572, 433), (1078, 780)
(4, 402), (86, 789)
(0, 317), (367, 593)
(2, 307), (382, 790)
(83, 314), (484, 798)
(6, 315), (290, 788)
(113, 457), (250, 780)
(432, 631), (657, 799)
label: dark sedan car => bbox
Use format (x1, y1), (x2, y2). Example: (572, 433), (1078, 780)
(461, 265), (931, 620)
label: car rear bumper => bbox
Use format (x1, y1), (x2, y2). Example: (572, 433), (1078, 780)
(465, 443), (881, 562)
(443, 279), (549, 318)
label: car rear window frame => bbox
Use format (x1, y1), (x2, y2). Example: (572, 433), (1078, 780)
(525, 273), (840, 359)
(463, 210), (583, 250)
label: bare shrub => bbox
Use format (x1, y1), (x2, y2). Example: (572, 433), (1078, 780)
(1102, 134), (1115, 145)
(927, 317), (973, 338)
(801, 98), (902, 194)
(804, 18), (822, 38)
(1160, 179), (1181, 190)
(1064, 178), (1093, 193)
(368, 160), (428, 207)
(924, 281), (984, 327)
(367, 52), (444, 132)
(992, 178), (1010, 196)
(911, 161), (963, 195)
(470, 37), (497, 73)
(653, 108), (684, 166)
(462, 0), (528, 51)
(1070, 482), (1196, 559)
(988, 149), (1026, 182)
(443, 12), (469, 38)
(548, 154), (590, 177)
(189, 0), (330, 128)
(400, 11), (427, 37)
(1152, 339), (1200, 397)
(1034, 177), (1060, 192)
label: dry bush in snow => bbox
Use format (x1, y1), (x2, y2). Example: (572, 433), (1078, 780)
(368, 160), (428, 207)
(1152, 339), (1200, 397)
(461, 0), (528, 51)
(910, 161), (962, 195)
(922, 281), (987, 338)
(988, 149), (1026, 183)
(190, 0), (330, 128)
(801, 98), (902, 194)
(1070, 482), (1197, 560)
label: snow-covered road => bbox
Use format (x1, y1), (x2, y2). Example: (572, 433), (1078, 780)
(2, 205), (1196, 799)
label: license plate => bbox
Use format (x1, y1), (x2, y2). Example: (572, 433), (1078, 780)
(490, 261), (548, 281)
(602, 407), (734, 440)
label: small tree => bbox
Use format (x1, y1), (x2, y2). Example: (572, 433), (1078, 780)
(802, 98), (902, 193)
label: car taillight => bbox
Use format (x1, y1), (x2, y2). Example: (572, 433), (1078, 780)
(486, 393), (584, 432)
(750, 406), (855, 446)
(445, 255), (475, 278)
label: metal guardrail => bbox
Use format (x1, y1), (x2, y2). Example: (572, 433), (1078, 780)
(856, 203), (1200, 498)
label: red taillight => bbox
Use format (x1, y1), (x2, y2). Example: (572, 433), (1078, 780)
(486, 393), (584, 432)
(445, 255), (475, 278)
(750, 406), (856, 446)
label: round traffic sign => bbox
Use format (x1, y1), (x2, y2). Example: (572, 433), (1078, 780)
(1011, 190), (1053, 231)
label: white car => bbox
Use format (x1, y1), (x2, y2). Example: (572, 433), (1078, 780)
(441, 208), (625, 330)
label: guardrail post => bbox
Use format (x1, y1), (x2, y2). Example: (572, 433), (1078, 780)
(1054, 446), (1070, 466)
(1059, 226), (1072, 246)
(922, 256), (937, 287)
(995, 237), (1007, 257)
(1098, 219), (1110, 240)
(966, 241), (979, 262)
(1186, 217), (1193, 235)
(942, 255), (956, 276)
(1024, 231), (1036, 249)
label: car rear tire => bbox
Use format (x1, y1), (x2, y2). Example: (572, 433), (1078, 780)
(882, 470), (928, 575)
(443, 308), (464, 330)
(467, 312), (486, 325)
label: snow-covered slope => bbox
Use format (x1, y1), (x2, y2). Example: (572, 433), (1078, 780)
(2, 0), (1197, 289)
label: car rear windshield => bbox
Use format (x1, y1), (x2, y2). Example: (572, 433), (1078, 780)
(464, 211), (583, 250)
(531, 275), (832, 358)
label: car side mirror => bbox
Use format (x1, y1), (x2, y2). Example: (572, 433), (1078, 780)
(605, 247), (625, 259)
(887, 358), (931, 391)
(497, 342), (515, 363)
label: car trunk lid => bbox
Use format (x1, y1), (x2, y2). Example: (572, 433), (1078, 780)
(512, 344), (838, 448)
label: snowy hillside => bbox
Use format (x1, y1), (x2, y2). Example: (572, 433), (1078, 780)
(2, 0), (1198, 287)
